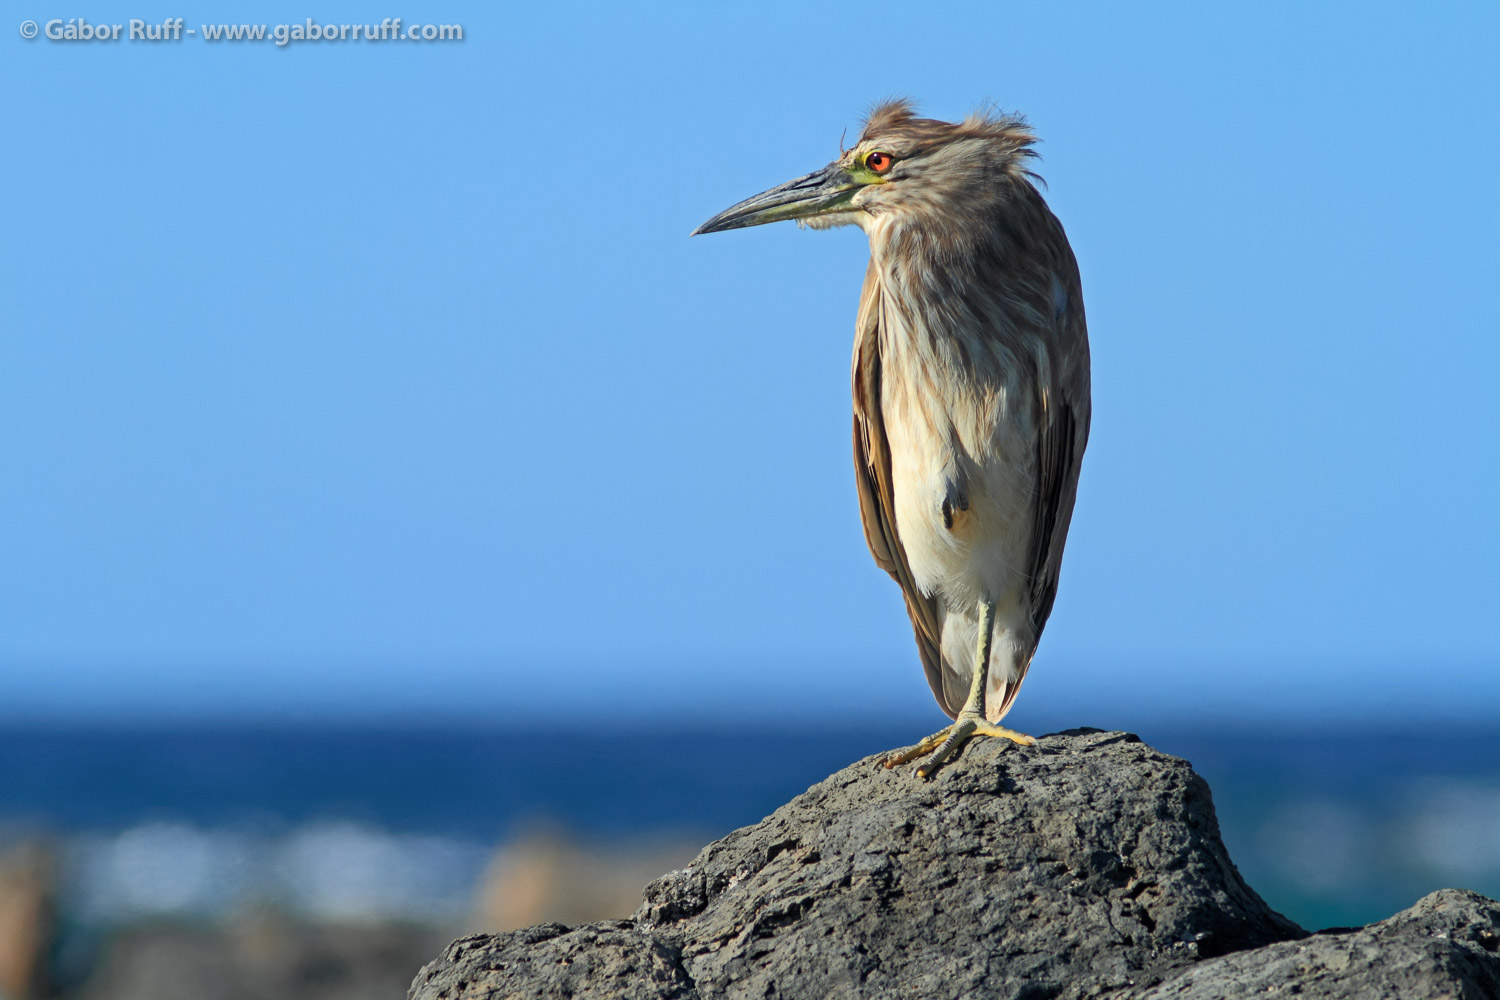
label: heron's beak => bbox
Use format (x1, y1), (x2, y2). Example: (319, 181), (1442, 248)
(691, 162), (859, 236)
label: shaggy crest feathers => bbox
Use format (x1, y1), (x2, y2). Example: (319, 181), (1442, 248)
(859, 98), (1039, 175)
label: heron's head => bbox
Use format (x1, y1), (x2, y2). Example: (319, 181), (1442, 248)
(692, 99), (1039, 239)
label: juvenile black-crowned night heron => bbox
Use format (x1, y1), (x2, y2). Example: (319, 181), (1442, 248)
(693, 100), (1090, 777)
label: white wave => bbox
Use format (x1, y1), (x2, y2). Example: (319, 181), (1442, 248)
(62, 821), (490, 924)
(1400, 780), (1500, 883)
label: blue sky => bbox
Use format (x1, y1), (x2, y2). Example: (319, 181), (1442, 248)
(3, 3), (1497, 724)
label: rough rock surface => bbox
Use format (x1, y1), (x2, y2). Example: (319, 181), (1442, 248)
(407, 729), (1500, 1000)
(1136, 889), (1500, 999)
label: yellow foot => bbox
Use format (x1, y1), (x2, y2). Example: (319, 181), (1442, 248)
(881, 714), (1035, 778)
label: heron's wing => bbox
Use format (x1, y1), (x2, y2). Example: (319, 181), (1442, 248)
(989, 266), (1092, 723)
(851, 259), (952, 718)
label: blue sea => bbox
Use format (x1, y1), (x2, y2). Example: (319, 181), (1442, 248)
(2, 718), (1497, 938)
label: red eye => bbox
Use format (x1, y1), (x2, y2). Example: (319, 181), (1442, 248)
(866, 151), (893, 174)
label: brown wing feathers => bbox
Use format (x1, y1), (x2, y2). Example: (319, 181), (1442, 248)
(851, 261), (954, 718)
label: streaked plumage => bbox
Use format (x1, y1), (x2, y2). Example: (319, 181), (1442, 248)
(694, 100), (1090, 774)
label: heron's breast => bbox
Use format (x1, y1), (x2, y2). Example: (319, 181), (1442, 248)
(881, 371), (1036, 602)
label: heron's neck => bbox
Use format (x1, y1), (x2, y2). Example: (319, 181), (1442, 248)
(867, 188), (1060, 356)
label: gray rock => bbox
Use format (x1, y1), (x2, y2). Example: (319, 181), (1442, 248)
(409, 729), (1276, 998)
(419, 922), (697, 1000)
(406, 729), (1500, 1000)
(1139, 888), (1500, 1000)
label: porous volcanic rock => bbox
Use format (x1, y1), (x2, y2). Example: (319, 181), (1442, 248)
(407, 729), (1500, 999)
(409, 729), (1290, 998)
(1136, 888), (1500, 999)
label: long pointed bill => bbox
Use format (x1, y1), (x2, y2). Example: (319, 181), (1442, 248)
(691, 162), (859, 236)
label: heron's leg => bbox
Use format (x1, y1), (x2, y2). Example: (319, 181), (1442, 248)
(882, 600), (1034, 778)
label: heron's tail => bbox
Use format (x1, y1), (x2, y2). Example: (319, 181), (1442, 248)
(935, 606), (1034, 722)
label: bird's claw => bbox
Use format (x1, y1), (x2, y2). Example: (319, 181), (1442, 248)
(882, 714), (1034, 778)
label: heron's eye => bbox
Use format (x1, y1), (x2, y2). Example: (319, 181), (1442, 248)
(866, 151), (894, 174)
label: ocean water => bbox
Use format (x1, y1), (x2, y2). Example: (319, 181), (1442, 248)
(1, 720), (1497, 934)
